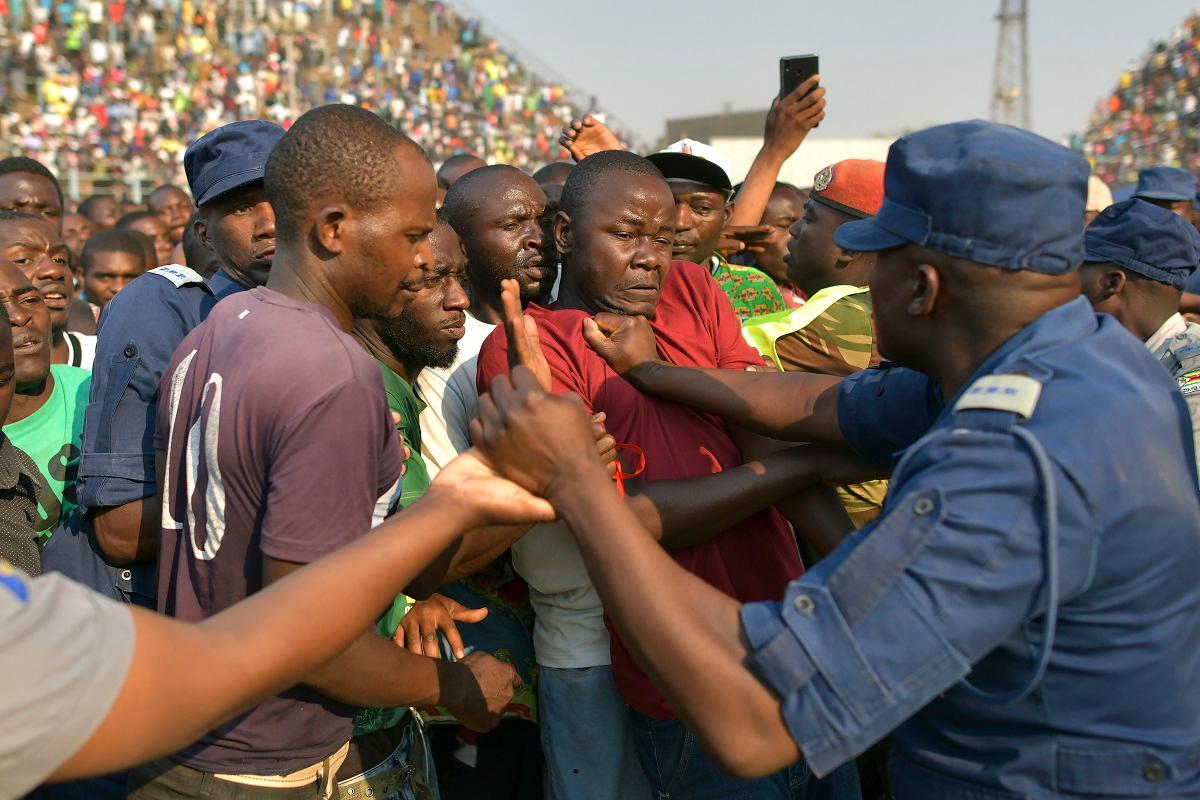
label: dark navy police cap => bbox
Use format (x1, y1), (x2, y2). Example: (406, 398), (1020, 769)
(1133, 166), (1197, 203)
(1084, 198), (1200, 290)
(834, 119), (1088, 274)
(185, 120), (286, 207)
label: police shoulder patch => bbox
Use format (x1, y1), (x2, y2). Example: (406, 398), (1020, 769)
(149, 264), (205, 288)
(1178, 368), (1200, 395)
(953, 373), (1043, 419)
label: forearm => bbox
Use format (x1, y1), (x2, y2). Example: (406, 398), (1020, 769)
(630, 362), (845, 442)
(404, 522), (530, 597)
(303, 627), (471, 707)
(554, 463), (801, 778)
(91, 498), (159, 565)
(728, 147), (788, 226)
(625, 446), (827, 549)
(56, 493), (475, 779)
(773, 484), (856, 561)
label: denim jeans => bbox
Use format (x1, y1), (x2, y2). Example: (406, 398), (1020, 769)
(629, 711), (862, 800)
(537, 664), (653, 799)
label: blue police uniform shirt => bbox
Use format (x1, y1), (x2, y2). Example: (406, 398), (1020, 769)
(741, 297), (1200, 798)
(40, 266), (247, 605)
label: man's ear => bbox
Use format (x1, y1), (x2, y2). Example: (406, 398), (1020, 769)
(313, 205), (348, 255)
(194, 215), (212, 252)
(1100, 268), (1127, 300)
(553, 210), (572, 258)
(910, 262), (940, 316)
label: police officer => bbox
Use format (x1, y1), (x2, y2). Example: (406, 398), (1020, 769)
(471, 120), (1200, 799)
(1132, 165), (1197, 221)
(1079, 197), (1200, 471)
(40, 120), (283, 607)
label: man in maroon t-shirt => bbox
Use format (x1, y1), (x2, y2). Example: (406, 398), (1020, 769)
(132, 105), (520, 800)
(477, 150), (860, 797)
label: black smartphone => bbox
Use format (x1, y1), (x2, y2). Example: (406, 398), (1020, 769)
(780, 54), (819, 99)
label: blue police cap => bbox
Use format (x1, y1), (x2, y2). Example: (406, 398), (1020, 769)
(1084, 198), (1200, 290)
(834, 120), (1088, 274)
(184, 120), (285, 207)
(1133, 166), (1196, 203)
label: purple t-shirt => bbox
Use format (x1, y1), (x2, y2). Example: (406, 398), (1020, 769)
(154, 287), (403, 774)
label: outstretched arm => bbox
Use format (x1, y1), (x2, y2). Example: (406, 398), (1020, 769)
(583, 312), (846, 442)
(727, 75), (826, 227)
(52, 452), (553, 781)
(471, 369), (803, 777)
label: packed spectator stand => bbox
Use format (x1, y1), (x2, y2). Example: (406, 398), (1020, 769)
(1075, 11), (1200, 190)
(0, 0), (631, 201)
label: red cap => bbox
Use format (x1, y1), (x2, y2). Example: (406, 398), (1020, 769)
(809, 159), (885, 219)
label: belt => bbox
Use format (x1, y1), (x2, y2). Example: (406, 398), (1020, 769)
(214, 741), (350, 796)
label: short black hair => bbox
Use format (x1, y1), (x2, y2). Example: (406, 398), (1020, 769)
(559, 150), (668, 223)
(437, 153), (486, 188)
(532, 161), (574, 185)
(80, 228), (152, 273)
(442, 164), (529, 236)
(0, 157), (64, 208)
(116, 210), (159, 229)
(78, 194), (117, 217)
(149, 184), (188, 200)
(264, 104), (427, 239)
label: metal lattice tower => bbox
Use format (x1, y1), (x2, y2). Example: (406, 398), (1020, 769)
(991, 0), (1031, 129)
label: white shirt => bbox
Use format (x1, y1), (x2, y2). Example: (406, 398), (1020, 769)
(414, 310), (611, 668)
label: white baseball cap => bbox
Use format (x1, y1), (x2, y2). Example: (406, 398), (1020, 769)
(647, 138), (734, 193)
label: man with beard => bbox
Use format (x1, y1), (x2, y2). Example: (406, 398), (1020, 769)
(130, 103), (520, 800)
(0, 211), (97, 371)
(0, 261), (88, 540)
(423, 165), (555, 471)
(147, 184), (194, 246)
(478, 150), (863, 799)
(42, 120), (285, 612)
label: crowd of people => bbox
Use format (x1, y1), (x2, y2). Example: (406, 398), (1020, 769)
(1075, 10), (1200, 188)
(0, 0), (625, 199)
(0, 35), (1199, 800)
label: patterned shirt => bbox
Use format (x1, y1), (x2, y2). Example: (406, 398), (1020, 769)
(0, 437), (42, 576)
(708, 254), (789, 322)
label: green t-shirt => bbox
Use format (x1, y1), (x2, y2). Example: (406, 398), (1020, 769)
(3, 365), (90, 539)
(354, 363), (432, 737)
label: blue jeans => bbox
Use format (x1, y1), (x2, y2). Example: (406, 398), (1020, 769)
(629, 711), (862, 800)
(538, 664), (653, 799)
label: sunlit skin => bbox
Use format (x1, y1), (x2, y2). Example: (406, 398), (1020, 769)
(556, 172), (676, 319)
(125, 215), (174, 266)
(149, 186), (194, 245)
(82, 196), (120, 232)
(0, 261), (54, 424)
(0, 173), (63, 230)
(62, 213), (94, 268)
(0, 216), (78, 365)
(195, 183), (276, 288)
(84, 250), (147, 311)
(669, 183), (727, 265)
(755, 185), (806, 285)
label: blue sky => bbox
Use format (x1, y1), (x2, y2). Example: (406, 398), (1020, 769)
(468, 0), (1196, 145)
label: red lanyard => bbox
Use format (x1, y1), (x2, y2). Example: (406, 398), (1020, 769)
(611, 443), (646, 497)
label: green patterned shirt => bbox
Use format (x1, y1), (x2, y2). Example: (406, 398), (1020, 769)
(708, 254), (789, 322)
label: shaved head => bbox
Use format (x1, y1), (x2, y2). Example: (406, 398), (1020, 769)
(437, 154), (487, 190)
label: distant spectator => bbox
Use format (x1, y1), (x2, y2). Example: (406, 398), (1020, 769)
(61, 213), (94, 273)
(117, 210), (173, 267)
(78, 195), (120, 232)
(80, 229), (151, 315)
(147, 185), (194, 246)
(0, 157), (63, 228)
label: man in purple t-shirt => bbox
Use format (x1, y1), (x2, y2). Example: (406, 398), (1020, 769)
(130, 105), (520, 800)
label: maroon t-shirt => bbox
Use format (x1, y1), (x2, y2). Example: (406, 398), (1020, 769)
(155, 287), (403, 774)
(477, 260), (804, 719)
